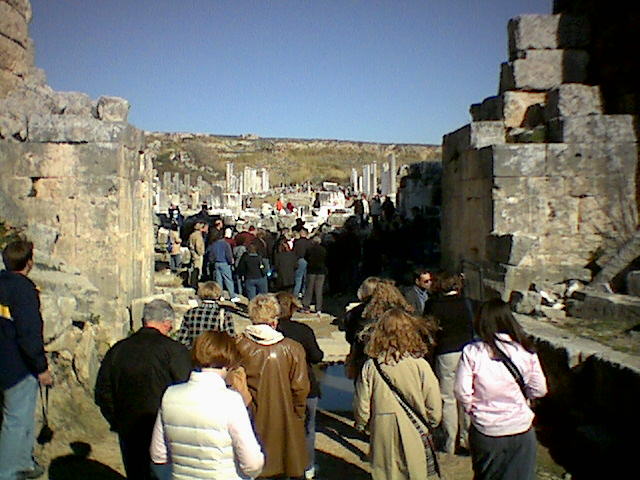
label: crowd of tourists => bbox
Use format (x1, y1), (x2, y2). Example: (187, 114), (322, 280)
(1, 231), (548, 480)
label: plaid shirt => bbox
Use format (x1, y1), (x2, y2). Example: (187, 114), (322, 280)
(176, 301), (235, 349)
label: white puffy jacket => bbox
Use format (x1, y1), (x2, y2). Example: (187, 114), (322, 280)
(153, 370), (264, 479)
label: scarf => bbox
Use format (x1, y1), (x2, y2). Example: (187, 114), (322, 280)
(243, 324), (284, 345)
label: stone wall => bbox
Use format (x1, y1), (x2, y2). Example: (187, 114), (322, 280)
(553, 0), (640, 121)
(0, 0), (154, 397)
(441, 9), (638, 303)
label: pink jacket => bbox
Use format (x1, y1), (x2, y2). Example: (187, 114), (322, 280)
(454, 334), (547, 436)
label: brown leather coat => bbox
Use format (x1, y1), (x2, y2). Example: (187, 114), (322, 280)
(237, 334), (310, 478)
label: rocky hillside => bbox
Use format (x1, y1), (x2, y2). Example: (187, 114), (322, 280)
(146, 132), (441, 185)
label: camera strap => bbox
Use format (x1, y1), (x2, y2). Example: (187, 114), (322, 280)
(40, 384), (49, 426)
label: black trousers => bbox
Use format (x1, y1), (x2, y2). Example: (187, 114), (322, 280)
(118, 428), (154, 480)
(469, 424), (536, 480)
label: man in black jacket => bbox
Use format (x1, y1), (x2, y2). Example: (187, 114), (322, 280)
(0, 240), (52, 480)
(94, 299), (191, 479)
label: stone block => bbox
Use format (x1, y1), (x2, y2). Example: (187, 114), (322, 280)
(546, 142), (638, 177)
(27, 114), (143, 146)
(538, 305), (567, 321)
(443, 121), (506, 163)
(499, 50), (589, 92)
(0, 109), (26, 140)
(0, 34), (28, 75)
(0, 68), (22, 98)
(6, 0), (31, 22)
(545, 84), (602, 119)
(627, 271), (640, 297)
(508, 14), (590, 60)
(54, 91), (96, 117)
(506, 125), (547, 143)
(470, 96), (503, 122)
(503, 91), (547, 128)
(510, 290), (543, 314)
(0, 1), (28, 47)
(97, 96), (130, 122)
(486, 233), (538, 265)
(548, 115), (636, 143)
(131, 294), (173, 331)
(74, 325), (100, 388)
(480, 144), (546, 177)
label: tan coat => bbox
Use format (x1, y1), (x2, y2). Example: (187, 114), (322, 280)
(188, 230), (205, 270)
(354, 356), (442, 480)
(237, 333), (310, 478)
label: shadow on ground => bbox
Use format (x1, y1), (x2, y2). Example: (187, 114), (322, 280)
(48, 442), (124, 480)
(317, 410), (368, 463)
(315, 450), (369, 480)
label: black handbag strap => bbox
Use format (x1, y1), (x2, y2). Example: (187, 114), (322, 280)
(40, 384), (49, 425)
(493, 344), (527, 399)
(373, 359), (440, 476)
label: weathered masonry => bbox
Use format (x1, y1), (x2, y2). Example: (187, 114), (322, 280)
(442, 3), (639, 303)
(0, 0), (154, 395)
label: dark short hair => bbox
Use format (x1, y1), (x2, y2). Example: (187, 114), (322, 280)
(2, 240), (34, 272)
(192, 331), (239, 368)
(413, 268), (431, 281)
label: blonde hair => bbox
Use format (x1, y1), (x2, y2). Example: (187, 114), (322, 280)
(365, 308), (436, 363)
(363, 280), (414, 320)
(357, 276), (384, 301)
(248, 294), (280, 325)
(197, 281), (222, 300)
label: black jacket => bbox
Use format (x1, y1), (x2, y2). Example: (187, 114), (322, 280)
(305, 244), (327, 275)
(277, 318), (324, 397)
(424, 295), (475, 355)
(274, 250), (297, 289)
(0, 270), (48, 389)
(237, 252), (266, 280)
(94, 327), (192, 434)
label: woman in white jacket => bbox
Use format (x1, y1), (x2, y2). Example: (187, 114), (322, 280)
(150, 331), (264, 480)
(454, 299), (547, 480)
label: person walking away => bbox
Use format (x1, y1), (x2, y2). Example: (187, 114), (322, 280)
(354, 308), (442, 480)
(302, 236), (327, 315)
(292, 228), (311, 298)
(276, 292), (324, 479)
(188, 222), (207, 288)
(273, 238), (297, 292)
(403, 268), (433, 315)
(206, 229), (240, 302)
(150, 331), (264, 480)
(176, 281), (236, 350)
(168, 222), (182, 273)
(423, 272), (474, 455)
(345, 279), (417, 381)
(0, 240), (53, 480)
(94, 299), (192, 480)
(236, 243), (268, 300)
(237, 294), (310, 479)
(454, 299), (548, 480)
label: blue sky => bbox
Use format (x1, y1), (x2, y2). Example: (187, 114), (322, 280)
(30, 0), (550, 144)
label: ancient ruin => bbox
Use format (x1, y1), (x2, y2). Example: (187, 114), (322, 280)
(0, 0), (155, 412)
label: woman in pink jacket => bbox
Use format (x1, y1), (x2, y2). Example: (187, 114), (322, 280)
(454, 299), (547, 480)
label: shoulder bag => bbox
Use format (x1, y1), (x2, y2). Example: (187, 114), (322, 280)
(493, 344), (527, 399)
(373, 359), (440, 477)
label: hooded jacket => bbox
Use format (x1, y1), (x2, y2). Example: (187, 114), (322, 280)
(0, 270), (48, 389)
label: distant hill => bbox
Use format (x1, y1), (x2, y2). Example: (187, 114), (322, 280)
(145, 132), (441, 186)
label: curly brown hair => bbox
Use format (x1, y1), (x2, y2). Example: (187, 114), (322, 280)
(365, 308), (437, 363)
(362, 280), (414, 320)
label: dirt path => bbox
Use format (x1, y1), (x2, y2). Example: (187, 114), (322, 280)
(36, 406), (566, 480)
